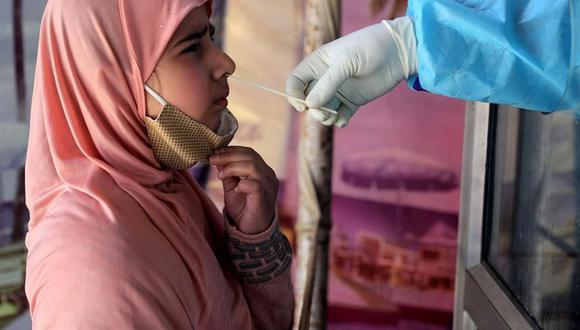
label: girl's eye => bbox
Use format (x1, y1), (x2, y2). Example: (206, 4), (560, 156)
(181, 43), (201, 55)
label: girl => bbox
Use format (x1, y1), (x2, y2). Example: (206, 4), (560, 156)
(24, 0), (293, 328)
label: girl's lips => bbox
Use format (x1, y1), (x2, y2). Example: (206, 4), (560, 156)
(214, 97), (228, 107)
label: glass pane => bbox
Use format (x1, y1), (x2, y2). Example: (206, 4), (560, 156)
(484, 107), (580, 329)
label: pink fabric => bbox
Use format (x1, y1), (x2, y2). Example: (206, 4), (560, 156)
(24, 0), (292, 328)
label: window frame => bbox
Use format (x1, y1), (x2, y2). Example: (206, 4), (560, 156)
(453, 102), (538, 329)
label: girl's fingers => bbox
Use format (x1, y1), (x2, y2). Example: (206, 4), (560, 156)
(209, 146), (259, 165)
(234, 178), (262, 195)
(217, 160), (277, 183)
(218, 161), (261, 180)
(211, 147), (279, 195)
(221, 176), (240, 192)
(216, 146), (252, 154)
(218, 163), (277, 196)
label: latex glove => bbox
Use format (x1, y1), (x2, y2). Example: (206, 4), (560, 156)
(286, 16), (417, 127)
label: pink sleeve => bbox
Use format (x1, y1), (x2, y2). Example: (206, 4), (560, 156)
(224, 216), (294, 330)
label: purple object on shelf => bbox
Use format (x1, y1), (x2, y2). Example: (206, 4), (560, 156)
(341, 150), (458, 192)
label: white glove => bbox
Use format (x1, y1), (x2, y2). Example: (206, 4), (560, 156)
(286, 16), (417, 127)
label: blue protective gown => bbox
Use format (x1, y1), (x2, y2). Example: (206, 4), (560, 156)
(406, 0), (579, 112)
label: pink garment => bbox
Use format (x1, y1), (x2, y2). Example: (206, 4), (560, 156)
(24, 0), (293, 329)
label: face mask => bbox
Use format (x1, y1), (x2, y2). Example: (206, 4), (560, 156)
(144, 84), (238, 170)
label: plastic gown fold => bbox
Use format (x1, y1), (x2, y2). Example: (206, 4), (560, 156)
(406, 0), (580, 113)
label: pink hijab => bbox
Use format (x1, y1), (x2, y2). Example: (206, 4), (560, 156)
(25, 0), (254, 328)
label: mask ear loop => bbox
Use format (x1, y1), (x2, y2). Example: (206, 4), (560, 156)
(144, 84), (168, 107)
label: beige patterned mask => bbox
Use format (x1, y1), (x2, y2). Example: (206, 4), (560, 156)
(144, 85), (238, 170)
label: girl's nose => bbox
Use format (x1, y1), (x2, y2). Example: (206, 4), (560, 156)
(212, 47), (236, 80)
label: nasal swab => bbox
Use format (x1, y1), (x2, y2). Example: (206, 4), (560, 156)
(229, 75), (338, 115)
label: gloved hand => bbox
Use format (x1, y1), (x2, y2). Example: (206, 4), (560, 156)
(286, 16), (417, 127)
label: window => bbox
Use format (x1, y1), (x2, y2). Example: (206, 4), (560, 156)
(454, 103), (580, 329)
(484, 107), (579, 329)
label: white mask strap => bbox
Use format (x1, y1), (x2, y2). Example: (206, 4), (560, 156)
(144, 84), (168, 107)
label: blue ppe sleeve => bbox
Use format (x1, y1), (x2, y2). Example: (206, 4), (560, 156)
(406, 0), (580, 112)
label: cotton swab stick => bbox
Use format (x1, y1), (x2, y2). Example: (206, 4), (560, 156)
(229, 75), (338, 115)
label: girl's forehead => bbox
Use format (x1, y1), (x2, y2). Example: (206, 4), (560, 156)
(170, 7), (209, 42)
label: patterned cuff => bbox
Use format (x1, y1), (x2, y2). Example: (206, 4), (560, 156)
(225, 216), (292, 284)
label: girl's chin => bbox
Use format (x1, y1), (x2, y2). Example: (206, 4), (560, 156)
(210, 114), (223, 132)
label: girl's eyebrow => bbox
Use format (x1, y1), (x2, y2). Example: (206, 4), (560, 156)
(173, 24), (209, 48)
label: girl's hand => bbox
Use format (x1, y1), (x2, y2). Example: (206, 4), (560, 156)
(209, 147), (279, 235)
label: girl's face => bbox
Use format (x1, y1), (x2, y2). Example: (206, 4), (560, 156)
(145, 7), (235, 131)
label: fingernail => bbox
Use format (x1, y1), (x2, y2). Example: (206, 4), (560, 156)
(218, 171), (223, 178)
(308, 109), (328, 122)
